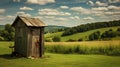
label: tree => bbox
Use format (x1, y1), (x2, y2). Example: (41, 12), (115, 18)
(62, 20), (120, 36)
(101, 29), (117, 39)
(5, 24), (15, 33)
(0, 24), (15, 41)
(89, 31), (101, 41)
(52, 36), (61, 42)
(117, 28), (120, 31)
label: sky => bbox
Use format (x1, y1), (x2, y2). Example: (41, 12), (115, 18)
(0, 0), (120, 27)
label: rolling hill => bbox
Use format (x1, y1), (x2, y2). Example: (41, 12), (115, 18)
(45, 26), (120, 41)
(45, 25), (67, 33)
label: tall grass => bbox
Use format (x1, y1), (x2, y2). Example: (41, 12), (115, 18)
(45, 44), (120, 56)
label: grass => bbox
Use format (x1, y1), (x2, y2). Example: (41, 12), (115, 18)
(0, 41), (120, 67)
(45, 26), (120, 41)
(45, 41), (120, 55)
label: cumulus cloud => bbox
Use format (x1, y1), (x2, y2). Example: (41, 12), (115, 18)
(17, 11), (31, 17)
(87, 1), (108, 6)
(0, 9), (5, 14)
(27, 0), (55, 5)
(20, 6), (34, 10)
(108, 5), (120, 10)
(83, 17), (94, 20)
(7, 15), (15, 19)
(44, 16), (55, 19)
(70, 7), (91, 14)
(60, 6), (69, 9)
(92, 7), (108, 11)
(69, 16), (80, 20)
(87, 1), (94, 6)
(95, 1), (108, 6)
(13, 0), (20, 2)
(38, 8), (71, 16)
(108, 0), (120, 3)
(55, 18), (68, 21)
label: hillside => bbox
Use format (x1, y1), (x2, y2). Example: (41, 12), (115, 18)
(45, 25), (67, 33)
(45, 26), (120, 41)
(62, 20), (120, 36)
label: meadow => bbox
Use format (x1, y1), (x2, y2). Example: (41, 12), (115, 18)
(0, 41), (120, 67)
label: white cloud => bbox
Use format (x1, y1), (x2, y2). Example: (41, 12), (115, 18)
(27, 0), (55, 5)
(7, 15), (15, 19)
(38, 8), (71, 16)
(20, 6), (34, 10)
(108, 0), (120, 3)
(95, 1), (108, 6)
(70, 16), (80, 20)
(92, 7), (108, 11)
(17, 11), (31, 17)
(83, 17), (94, 20)
(13, 0), (20, 2)
(0, 9), (5, 14)
(0, 15), (5, 20)
(108, 5), (120, 10)
(60, 6), (69, 9)
(70, 7), (91, 14)
(87, 1), (94, 6)
(55, 18), (68, 21)
(44, 16), (55, 19)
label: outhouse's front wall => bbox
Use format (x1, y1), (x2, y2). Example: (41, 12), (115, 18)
(14, 19), (28, 57)
(27, 27), (41, 57)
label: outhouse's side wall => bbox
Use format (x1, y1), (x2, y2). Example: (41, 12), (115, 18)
(14, 19), (28, 57)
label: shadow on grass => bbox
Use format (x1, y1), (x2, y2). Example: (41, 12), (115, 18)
(0, 54), (22, 59)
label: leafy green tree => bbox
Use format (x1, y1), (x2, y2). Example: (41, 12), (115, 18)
(117, 28), (120, 31)
(0, 24), (15, 41)
(52, 36), (61, 42)
(62, 20), (120, 36)
(89, 31), (100, 41)
(101, 29), (116, 39)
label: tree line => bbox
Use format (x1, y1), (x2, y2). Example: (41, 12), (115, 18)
(62, 20), (120, 36)
(89, 28), (120, 41)
(0, 24), (15, 41)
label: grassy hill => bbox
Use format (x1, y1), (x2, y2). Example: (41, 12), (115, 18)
(45, 25), (67, 33)
(45, 26), (120, 41)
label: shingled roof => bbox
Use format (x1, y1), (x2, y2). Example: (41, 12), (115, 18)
(12, 16), (46, 27)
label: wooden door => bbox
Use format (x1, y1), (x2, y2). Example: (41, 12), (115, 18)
(31, 29), (40, 58)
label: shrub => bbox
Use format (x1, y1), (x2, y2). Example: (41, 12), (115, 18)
(78, 38), (83, 41)
(67, 39), (77, 42)
(45, 38), (53, 42)
(52, 36), (61, 42)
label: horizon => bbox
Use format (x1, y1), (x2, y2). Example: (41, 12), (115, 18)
(0, 0), (120, 27)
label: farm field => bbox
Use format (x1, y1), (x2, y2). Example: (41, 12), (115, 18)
(0, 41), (120, 67)
(45, 40), (120, 47)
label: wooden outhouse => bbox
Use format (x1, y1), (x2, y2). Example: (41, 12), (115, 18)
(12, 16), (46, 58)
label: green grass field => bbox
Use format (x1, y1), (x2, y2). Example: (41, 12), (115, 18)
(0, 41), (120, 67)
(45, 26), (120, 41)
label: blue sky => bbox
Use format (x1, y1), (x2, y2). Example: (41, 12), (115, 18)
(0, 0), (120, 27)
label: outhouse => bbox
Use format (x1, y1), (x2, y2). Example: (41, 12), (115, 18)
(12, 16), (46, 58)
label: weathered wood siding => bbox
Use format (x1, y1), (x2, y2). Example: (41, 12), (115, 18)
(14, 19), (28, 56)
